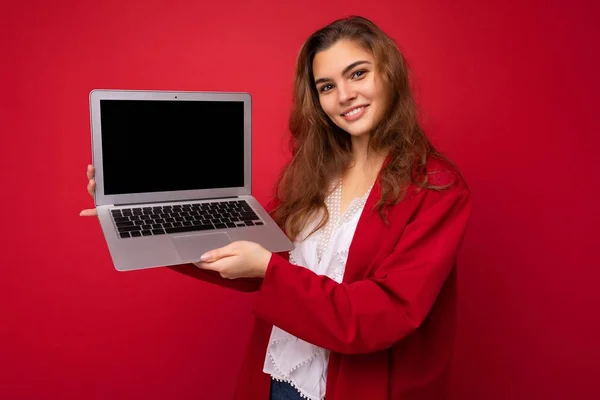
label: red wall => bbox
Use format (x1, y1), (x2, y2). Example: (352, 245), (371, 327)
(2, 0), (599, 398)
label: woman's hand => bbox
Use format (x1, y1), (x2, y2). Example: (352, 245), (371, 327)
(80, 165), (98, 216)
(193, 241), (272, 279)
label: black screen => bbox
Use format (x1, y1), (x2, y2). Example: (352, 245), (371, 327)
(99, 99), (245, 195)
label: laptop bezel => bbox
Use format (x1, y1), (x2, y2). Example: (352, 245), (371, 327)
(89, 89), (252, 207)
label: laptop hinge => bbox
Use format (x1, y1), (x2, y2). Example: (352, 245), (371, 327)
(112, 196), (240, 207)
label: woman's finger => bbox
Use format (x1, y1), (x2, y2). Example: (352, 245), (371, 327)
(86, 165), (95, 180)
(88, 179), (95, 197)
(200, 242), (239, 262)
(194, 260), (235, 279)
(193, 260), (223, 273)
(83, 165), (97, 216)
(79, 208), (98, 217)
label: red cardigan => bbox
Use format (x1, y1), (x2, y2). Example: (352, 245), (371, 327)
(170, 156), (472, 400)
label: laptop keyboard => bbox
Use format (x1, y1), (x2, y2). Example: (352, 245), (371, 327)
(111, 199), (264, 239)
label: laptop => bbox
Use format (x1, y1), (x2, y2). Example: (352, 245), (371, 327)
(89, 89), (294, 271)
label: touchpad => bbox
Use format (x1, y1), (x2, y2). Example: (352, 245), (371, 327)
(172, 233), (232, 263)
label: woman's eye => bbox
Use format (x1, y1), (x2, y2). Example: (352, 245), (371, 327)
(351, 70), (366, 79)
(320, 84), (334, 93)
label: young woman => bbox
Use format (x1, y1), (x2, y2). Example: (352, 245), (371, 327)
(81, 15), (472, 400)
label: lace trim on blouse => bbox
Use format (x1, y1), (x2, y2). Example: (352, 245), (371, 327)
(263, 178), (373, 400)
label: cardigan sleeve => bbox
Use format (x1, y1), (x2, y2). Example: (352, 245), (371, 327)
(253, 188), (472, 354)
(165, 196), (282, 292)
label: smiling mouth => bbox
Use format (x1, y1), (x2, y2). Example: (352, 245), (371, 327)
(341, 105), (369, 120)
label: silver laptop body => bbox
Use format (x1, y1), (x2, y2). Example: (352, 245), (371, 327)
(89, 89), (293, 271)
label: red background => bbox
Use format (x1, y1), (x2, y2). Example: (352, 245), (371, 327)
(2, 0), (599, 398)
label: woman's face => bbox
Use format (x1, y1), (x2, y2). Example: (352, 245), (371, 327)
(312, 39), (387, 139)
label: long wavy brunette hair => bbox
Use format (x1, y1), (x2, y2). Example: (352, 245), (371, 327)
(271, 16), (451, 241)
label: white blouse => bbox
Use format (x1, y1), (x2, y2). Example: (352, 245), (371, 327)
(263, 179), (374, 400)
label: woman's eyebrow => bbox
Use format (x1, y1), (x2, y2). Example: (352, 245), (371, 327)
(314, 60), (372, 85)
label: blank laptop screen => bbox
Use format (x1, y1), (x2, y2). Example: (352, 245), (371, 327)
(99, 99), (245, 195)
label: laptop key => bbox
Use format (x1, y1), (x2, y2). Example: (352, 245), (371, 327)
(152, 229), (166, 235)
(116, 221), (134, 228)
(118, 225), (141, 232)
(141, 230), (152, 236)
(131, 231), (142, 237)
(165, 225), (215, 234)
(119, 232), (131, 238)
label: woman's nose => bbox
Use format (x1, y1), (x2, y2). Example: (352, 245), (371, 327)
(337, 82), (357, 104)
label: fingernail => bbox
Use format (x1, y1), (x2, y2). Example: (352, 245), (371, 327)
(200, 253), (209, 261)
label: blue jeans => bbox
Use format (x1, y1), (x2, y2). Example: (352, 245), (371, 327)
(269, 379), (304, 400)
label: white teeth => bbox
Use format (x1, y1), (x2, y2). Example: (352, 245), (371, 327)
(344, 106), (364, 117)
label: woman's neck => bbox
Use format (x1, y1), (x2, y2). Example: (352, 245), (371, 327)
(348, 135), (387, 177)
